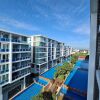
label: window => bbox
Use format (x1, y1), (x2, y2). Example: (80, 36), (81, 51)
(5, 74), (8, 80)
(3, 44), (6, 49)
(6, 64), (9, 71)
(2, 75), (6, 80)
(0, 65), (1, 71)
(3, 65), (5, 71)
(0, 76), (1, 82)
(3, 54), (5, 59)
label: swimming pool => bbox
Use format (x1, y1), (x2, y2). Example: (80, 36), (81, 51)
(41, 63), (63, 79)
(60, 87), (86, 100)
(13, 83), (43, 100)
(67, 69), (88, 92)
(64, 60), (88, 95)
(75, 60), (89, 69)
(35, 78), (48, 86)
(64, 69), (77, 85)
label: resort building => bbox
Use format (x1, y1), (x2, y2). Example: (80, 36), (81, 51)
(87, 0), (100, 100)
(31, 35), (69, 74)
(0, 30), (31, 100)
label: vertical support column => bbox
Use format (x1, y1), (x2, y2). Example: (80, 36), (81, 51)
(31, 36), (34, 74)
(87, 0), (98, 99)
(47, 38), (48, 70)
(0, 87), (3, 100)
(51, 40), (53, 68)
(99, 56), (100, 69)
(62, 44), (63, 62)
(54, 43), (56, 60)
(52, 60), (53, 67)
(23, 77), (26, 89)
(1, 43), (3, 50)
(55, 42), (57, 65)
(39, 65), (40, 74)
(9, 34), (12, 83)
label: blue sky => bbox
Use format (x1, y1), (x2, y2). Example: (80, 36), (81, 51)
(0, 0), (90, 49)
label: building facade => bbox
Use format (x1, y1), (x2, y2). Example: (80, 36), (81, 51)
(31, 35), (69, 74)
(87, 0), (100, 100)
(0, 30), (31, 100)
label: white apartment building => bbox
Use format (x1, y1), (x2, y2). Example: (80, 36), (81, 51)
(31, 35), (69, 74)
(0, 30), (31, 100)
(67, 46), (73, 55)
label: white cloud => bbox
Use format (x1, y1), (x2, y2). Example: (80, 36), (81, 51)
(0, 16), (40, 32)
(73, 23), (90, 35)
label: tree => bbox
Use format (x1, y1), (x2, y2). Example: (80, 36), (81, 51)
(54, 62), (73, 79)
(32, 91), (56, 100)
(32, 93), (44, 100)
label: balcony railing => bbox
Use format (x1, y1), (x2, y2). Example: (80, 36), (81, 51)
(12, 39), (20, 43)
(12, 39), (28, 43)
(0, 79), (8, 85)
(12, 70), (30, 80)
(12, 57), (30, 62)
(0, 49), (9, 52)
(0, 37), (10, 42)
(0, 59), (9, 63)
(12, 64), (30, 71)
(13, 48), (31, 52)
(0, 69), (9, 74)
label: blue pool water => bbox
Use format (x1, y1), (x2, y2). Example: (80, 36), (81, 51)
(35, 78), (48, 86)
(75, 60), (89, 69)
(75, 60), (82, 67)
(67, 69), (88, 92)
(60, 87), (86, 100)
(63, 60), (88, 97)
(64, 69), (77, 85)
(13, 83), (43, 100)
(41, 63), (63, 79)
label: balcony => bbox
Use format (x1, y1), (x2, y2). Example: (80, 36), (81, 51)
(0, 49), (9, 52)
(20, 48), (31, 51)
(34, 42), (47, 47)
(0, 69), (9, 74)
(12, 69), (30, 80)
(12, 57), (30, 62)
(0, 59), (9, 63)
(35, 54), (47, 58)
(36, 48), (47, 52)
(21, 41), (28, 43)
(13, 48), (31, 52)
(35, 59), (47, 64)
(12, 39), (20, 43)
(12, 64), (30, 71)
(0, 79), (8, 85)
(12, 39), (29, 44)
(13, 49), (20, 52)
(34, 37), (47, 42)
(0, 37), (10, 42)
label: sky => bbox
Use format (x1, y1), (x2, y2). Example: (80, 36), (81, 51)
(0, 0), (90, 49)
